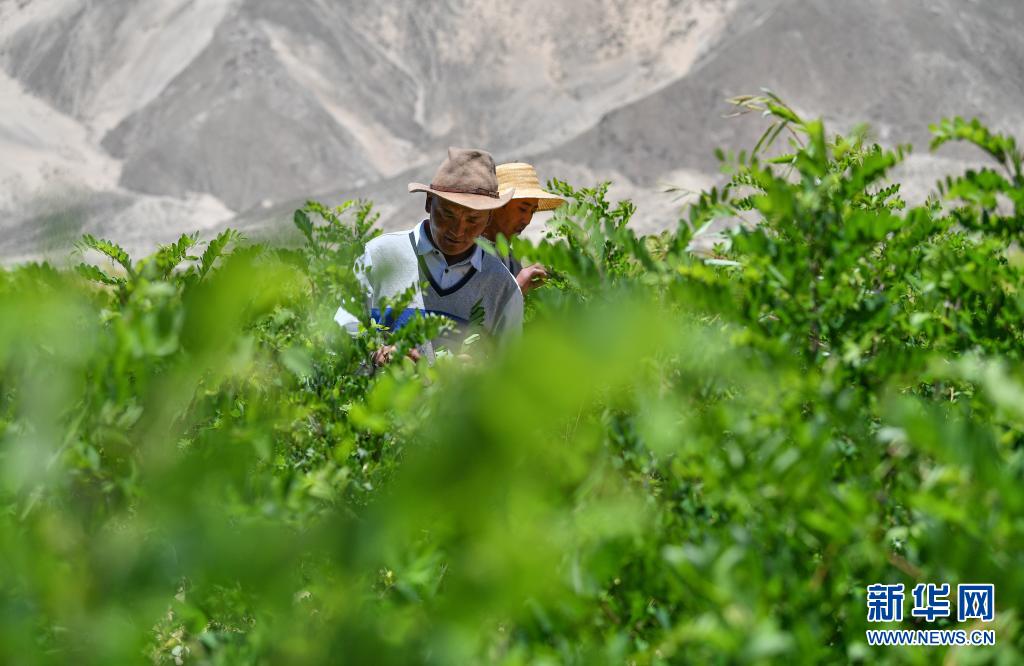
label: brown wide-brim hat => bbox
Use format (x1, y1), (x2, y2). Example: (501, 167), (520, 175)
(496, 162), (566, 212)
(409, 147), (515, 211)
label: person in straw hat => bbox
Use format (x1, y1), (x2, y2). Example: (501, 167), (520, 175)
(483, 162), (565, 294)
(335, 147), (524, 367)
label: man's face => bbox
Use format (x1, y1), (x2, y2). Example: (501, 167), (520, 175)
(488, 198), (539, 240)
(428, 196), (491, 257)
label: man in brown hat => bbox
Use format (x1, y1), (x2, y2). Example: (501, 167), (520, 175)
(483, 162), (565, 294)
(338, 147), (524, 366)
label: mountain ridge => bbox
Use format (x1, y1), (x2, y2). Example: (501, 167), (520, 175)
(2, 0), (1022, 261)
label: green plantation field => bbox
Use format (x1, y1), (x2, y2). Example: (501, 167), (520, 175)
(2, 99), (1023, 664)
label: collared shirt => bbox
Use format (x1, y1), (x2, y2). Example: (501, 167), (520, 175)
(347, 220), (483, 305)
(410, 220), (483, 290)
(339, 220), (521, 339)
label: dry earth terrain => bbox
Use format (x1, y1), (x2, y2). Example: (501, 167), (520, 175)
(1, 0), (1022, 262)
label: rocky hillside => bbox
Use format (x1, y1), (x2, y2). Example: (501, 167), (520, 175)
(551, 0), (1024, 200)
(1, 0), (1022, 261)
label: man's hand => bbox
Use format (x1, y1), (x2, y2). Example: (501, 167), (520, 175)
(371, 345), (421, 367)
(516, 263), (548, 294)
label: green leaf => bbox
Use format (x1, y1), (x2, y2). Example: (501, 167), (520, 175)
(294, 209), (314, 241)
(77, 234), (134, 276)
(75, 262), (124, 286)
(200, 229), (242, 279)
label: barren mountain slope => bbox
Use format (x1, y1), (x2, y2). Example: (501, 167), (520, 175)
(1, 0), (732, 218)
(2, 0), (1023, 261)
(245, 0), (1024, 243)
(553, 0), (1024, 184)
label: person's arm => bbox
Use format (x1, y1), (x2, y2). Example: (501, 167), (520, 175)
(335, 249), (374, 336)
(371, 345), (422, 366)
(351, 250), (423, 368)
(515, 263), (548, 294)
(493, 282), (524, 342)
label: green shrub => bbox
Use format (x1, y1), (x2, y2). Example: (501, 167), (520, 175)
(1, 100), (1022, 664)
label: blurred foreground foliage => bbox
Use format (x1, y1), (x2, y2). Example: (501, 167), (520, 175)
(2, 101), (1024, 664)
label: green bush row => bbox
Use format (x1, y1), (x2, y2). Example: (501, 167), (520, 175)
(1, 98), (1023, 664)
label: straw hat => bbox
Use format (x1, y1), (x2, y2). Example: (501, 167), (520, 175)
(408, 147), (514, 211)
(496, 163), (566, 212)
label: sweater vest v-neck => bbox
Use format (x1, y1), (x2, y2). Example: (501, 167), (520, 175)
(362, 227), (522, 356)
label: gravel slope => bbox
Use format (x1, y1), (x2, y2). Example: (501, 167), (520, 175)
(1, 0), (1021, 262)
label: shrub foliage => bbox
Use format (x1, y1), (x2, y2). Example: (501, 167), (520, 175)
(1, 101), (1023, 664)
